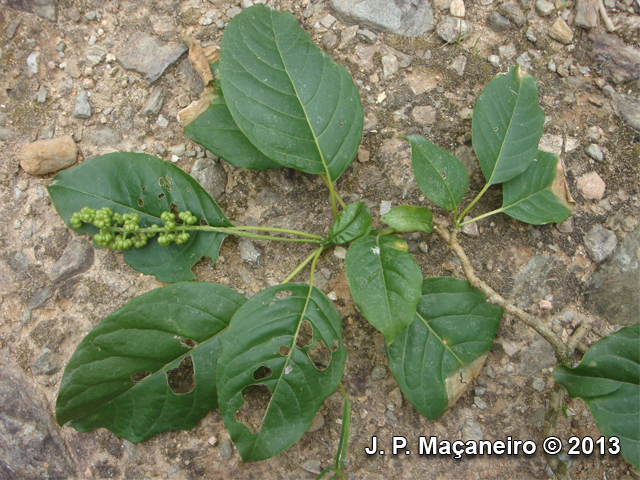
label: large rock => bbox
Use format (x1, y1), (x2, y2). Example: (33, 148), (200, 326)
(330, 0), (435, 37)
(19, 136), (79, 175)
(592, 34), (640, 84)
(0, 349), (76, 478)
(5, 0), (56, 21)
(584, 228), (640, 325)
(118, 33), (188, 85)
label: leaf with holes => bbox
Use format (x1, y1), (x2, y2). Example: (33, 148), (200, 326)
(326, 202), (372, 245)
(472, 65), (545, 185)
(217, 284), (345, 462)
(47, 152), (231, 282)
(382, 205), (433, 233)
(501, 151), (575, 225)
(219, 4), (363, 181)
(553, 324), (640, 469)
(183, 64), (282, 171)
(386, 277), (503, 419)
(404, 135), (469, 212)
(345, 235), (423, 344)
(55, 282), (246, 442)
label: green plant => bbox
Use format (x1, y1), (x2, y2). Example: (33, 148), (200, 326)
(48, 4), (639, 477)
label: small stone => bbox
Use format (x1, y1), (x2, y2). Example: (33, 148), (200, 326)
(584, 225), (618, 262)
(85, 10), (97, 20)
(556, 217), (573, 233)
(220, 439), (233, 460)
(459, 107), (473, 120)
(31, 348), (61, 376)
(532, 377), (546, 392)
(450, 55), (467, 75)
(307, 412), (325, 432)
(585, 143), (604, 162)
(358, 148), (370, 163)
(239, 238), (261, 264)
(487, 55), (500, 67)
(577, 172), (606, 200)
(320, 14), (337, 28)
(535, 0), (555, 16)
(27, 51), (40, 76)
(548, 17), (573, 44)
(389, 387), (402, 408)
(118, 33), (187, 85)
(498, 43), (517, 60)
(241, 0), (254, 7)
(27, 287), (53, 310)
(499, 3), (526, 27)
(488, 12), (511, 32)
(0, 127), (15, 141)
(474, 397), (488, 409)
(142, 87), (165, 116)
(357, 29), (378, 43)
(385, 410), (398, 422)
(461, 216), (479, 236)
(380, 201), (392, 215)
(450, 0), (465, 17)
(334, 247), (347, 259)
(208, 436), (217, 446)
(19, 135), (79, 175)
(516, 52), (533, 71)
(74, 91), (92, 119)
(412, 105), (437, 126)
(36, 85), (48, 104)
(84, 45), (108, 67)
(371, 365), (388, 381)
(323, 32), (338, 50)
(437, 16), (473, 43)
(462, 419), (484, 442)
(227, 6), (242, 18)
(338, 25), (359, 50)
(191, 158), (227, 200)
(170, 144), (186, 157)
(539, 299), (553, 310)
(539, 134), (563, 156)
(156, 115), (169, 128)
(49, 238), (95, 283)
(301, 459), (322, 474)
(574, 0), (599, 28)
(526, 30), (537, 43)
(382, 55), (399, 77)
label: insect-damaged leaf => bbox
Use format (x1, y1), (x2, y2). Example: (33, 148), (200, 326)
(47, 153), (231, 282)
(56, 282), (246, 442)
(217, 284), (345, 462)
(345, 235), (423, 344)
(386, 277), (503, 420)
(382, 205), (433, 233)
(219, 4), (363, 181)
(501, 151), (575, 225)
(404, 135), (468, 212)
(553, 324), (640, 469)
(183, 63), (282, 171)
(472, 65), (544, 185)
(326, 202), (372, 245)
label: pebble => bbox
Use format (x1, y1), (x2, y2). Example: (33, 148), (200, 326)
(437, 16), (473, 43)
(334, 247), (347, 259)
(338, 25), (359, 50)
(307, 411), (325, 433)
(389, 387), (403, 408)
(516, 52), (533, 70)
(412, 105), (437, 126)
(239, 238), (261, 264)
(208, 436), (217, 446)
(592, 34), (640, 84)
(320, 14), (337, 28)
(584, 225), (618, 262)
(474, 397), (488, 410)
(301, 459), (322, 474)
(84, 44), (108, 67)
(532, 377), (546, 392)
(190, 158), (227, 200)
(488, 11), (510, 32)
(548, 17), (573, 44)
(74, 90), (92, 119)
(538, 134), (563, 156)
(461, 216), (479, 236)
(32, 348), (61, 376)
(499, 3), (526, 27)
(49, 238), (95, 283)
(487, 54), (500, 67)
(220, 439), (233, 460)
(142, 87), (165, 116)
(463, 419), (484, 442)
(371, 365), (388, 381)
(27, 287), (53, 310)
(19, 135), (79, 175)
(535, 0), (555, 16)
(117, 33), (188, 85)
(585, 143), (603, 162)
(613, 94), (640, 130)
(576, 171), (606, 200)
(380, 201), (392, 215)
(227, 6), (242, 18)
(27, 51), (40, 76)
(357, 29), (378, 43)
(323, 32), (338, 50)
(539, 299), (553, 310)
(498, 43), (517, 60)
(385, 410), (398, 422)
(450, 55), (467, 75)
(450, 0), (465, 17)
(156, 115), (169, 128)
(36, 84), (48, 104)
(170, 144), (186, 157)
(382, 55), (399, 77)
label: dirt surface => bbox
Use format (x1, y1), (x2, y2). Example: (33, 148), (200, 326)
(1, 0), (639, 479)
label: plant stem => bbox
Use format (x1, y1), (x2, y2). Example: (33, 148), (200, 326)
(433, 223), (574, 365)
(320, 174), (339, 219)
(456, 207), (505, 227)
(308, 246), (323, 288)
(281, 247), (324, 284)
(370, 228), (395, 236)
(229, 225), (325, 240)
(456, 182), (491, 225)
(544, 384), (572, 480)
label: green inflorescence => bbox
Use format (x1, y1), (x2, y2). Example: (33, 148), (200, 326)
(70, 207), (199, 250)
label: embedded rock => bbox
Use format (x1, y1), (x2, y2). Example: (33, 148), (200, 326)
(49, 238), (95, 284)
(118, 33), (188, 85)
(5, 0), (56, 21)
(190, 158), (227, 200)
(592, 34), (640, 84)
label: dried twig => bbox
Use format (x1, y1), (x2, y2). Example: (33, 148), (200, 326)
(596, 0), (617, 31)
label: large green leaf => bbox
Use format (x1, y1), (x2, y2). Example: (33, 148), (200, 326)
(217, 284), (345, 462)
(184, 65), (281, 170)
(404, 135), (468, 211)
(56, 282), (246, 442)
(326, 202), (372, 245)
(382, 205), (433, 233)
(219, 4), (363, 181)
(345, 235), (423, 344)
(386, 277), (503, 419)
(47, 153), (231, 282)
(472, 65), (545, 185)
(501, 151), (575, 225)
(554, 324), (640, 469)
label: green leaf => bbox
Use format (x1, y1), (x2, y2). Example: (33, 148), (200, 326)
(404, 135), (469, 211)
(56, 282), (246, 442)
(501, 151), (575, 225)
(217, 284), (346, 462)
(219, 4), (363, 181)
(386, 277), (503, 420)
(345, 235), (422, 344)
(472, 65), (545, 185)
(382, 205), (433, 233)
(327, 202), (372, 245)
(553, 324), (640, 469)
(184, 67), (282, 170)
(47, 153), (231, 282)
